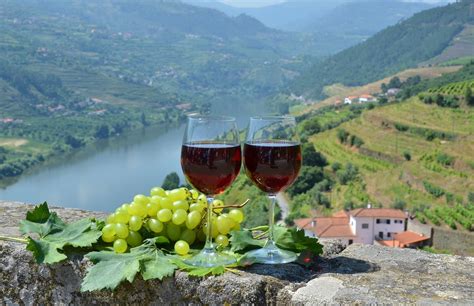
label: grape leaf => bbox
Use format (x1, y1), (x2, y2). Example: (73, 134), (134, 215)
(229, 226), (323, 256)
(274, 226), (323, 255)
(82, 237), (175, 291)
(229, 229), (265, 253)
(141, 254), (177, 281)
(20, 203), (102, 264)
(82, 250), (142, 291)
(169, 257), (227, 277)
(20, 202), (66, 237)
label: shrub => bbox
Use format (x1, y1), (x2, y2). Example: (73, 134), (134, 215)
(302, 143), (328, 167)
(392, 199), (406, 210)
(162, 172), (180, 190)
(331, 162), (342, 172)
(394, 123), (409, 132)
(423, 181), (445, 198)
(403, 151), (411, 161)
(337, 129), (349, 144)
(436, 153), (454, 166)
(336, 163), (359, 185)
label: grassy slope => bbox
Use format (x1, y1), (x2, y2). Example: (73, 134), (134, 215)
(294, 66), (461, 116)
(310, 98), (474, 212)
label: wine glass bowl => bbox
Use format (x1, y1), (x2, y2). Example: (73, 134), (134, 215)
(243, 116), (302, 264)
(181, 115), (241, 267)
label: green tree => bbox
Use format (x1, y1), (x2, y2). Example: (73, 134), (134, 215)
(302, 143), (328, 167)
(465, 86), (474, 106)
(94, 125), (110, 139)
(287, 166), (324, 196)
(162, 172), (180, 190)
(337, 129), (349, 144)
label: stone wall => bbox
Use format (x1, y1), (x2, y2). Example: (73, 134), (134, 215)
(407, 218), (433, 239)
(1, 201), (473, 304)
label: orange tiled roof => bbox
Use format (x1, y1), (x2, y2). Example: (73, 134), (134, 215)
(332, 210), (349, 218)
(347, 96), (358, 100)
(360, 94), (374, 99)
(294, 216), (355, 238)
(394, 231), (429, 245)
(350, 208), (406, 219)
(377, 231), (429, 248)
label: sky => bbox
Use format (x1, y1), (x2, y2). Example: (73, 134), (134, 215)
(218, 0), (453, 8)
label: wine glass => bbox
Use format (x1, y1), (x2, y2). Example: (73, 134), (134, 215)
(243, 116), (302, 264)
(181, 115), (241, 267)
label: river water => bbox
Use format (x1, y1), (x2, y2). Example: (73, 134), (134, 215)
(0, 103), (262, 212)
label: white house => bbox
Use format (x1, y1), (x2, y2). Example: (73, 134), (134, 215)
(344, 96), (358, 104)
(295, 208), (427, 248)
(359, 94), (376, 103)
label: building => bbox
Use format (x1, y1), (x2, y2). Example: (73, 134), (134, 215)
(359, 94), (376, 103)
(386, 88), (401, 96)
(295, 207), (428, 248)
(344, 96), (358, 104)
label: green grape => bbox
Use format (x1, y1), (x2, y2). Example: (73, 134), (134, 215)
(113, 239), (128, 253)
(159, 197), (173, 210)
(102, 224), (116, 237)
(180, 228), (196, 245)
(115, 211), (130, 224)
(150, 186), (166, 197)
(174, 240), (190, 255)
(106, 213), (116, 224)
(216, 215), (231, 235)
(189, 203), (204, 213)
(190, 189), (199, 200)
(157, 209), (173, 222)
(203, 220), (219, 238)
(128, 202), (147, 217)
(148, 218), (164, 233)
(167, 188), (187, 202)
(215, 234), (229, 247)
(231, 223), (241, 231)
(197, 194), (207, 206)
(133, 194), (150, 205)
(129, 216), (143, 231)
(186, 211), (201, 229)
(172, 209), (187, 225)
(147, 202), (159, 217)
(102, 234), (116, 243)
(213, 199), (224, 213)
(126, 230), (143, 247)
(222, 213), (236, 228)
(172, 200), (189, 212)
(115, 223), (129, 239)
(120, 203), (130, 212)
(228, 209), (244, 224)
(167, 223), (181, 241)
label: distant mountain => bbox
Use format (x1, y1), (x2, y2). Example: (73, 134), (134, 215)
(309, 0), (434, 36)
(292, 1), (474, 99)
(183, 0), (349, 31)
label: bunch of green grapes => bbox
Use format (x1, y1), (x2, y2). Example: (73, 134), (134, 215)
(101, 187), (244, 255)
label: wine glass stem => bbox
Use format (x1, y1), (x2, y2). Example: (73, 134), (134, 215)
(205, 196), (215, 250)
(266, 194), (277, 248)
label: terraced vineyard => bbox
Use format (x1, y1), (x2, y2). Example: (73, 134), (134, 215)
(427, 79), (474, 96)
(416, 204), (474, 231)
(309, 98), (474, 214)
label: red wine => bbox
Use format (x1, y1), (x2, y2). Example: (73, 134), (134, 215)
(244, 141), (301, 194)
(181, 142), (241, 195)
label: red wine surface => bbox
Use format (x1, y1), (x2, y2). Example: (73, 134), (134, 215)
(244, 142), (301, 194)
(181, 142), (241, 195)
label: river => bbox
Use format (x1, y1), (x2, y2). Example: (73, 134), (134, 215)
(0, 102), (263, 212)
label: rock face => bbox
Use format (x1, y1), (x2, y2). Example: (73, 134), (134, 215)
(1, 201), (473, 305)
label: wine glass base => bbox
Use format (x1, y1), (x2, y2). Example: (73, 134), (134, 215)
(245, 245), (297, 264)
(184, 247), (236, 268)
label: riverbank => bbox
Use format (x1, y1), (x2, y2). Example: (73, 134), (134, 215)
(0, 113), (184, 189)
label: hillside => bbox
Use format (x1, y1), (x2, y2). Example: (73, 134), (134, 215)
(292, 0), (474, 99)
(308, 0), (433, 37)
(0, 0), (317, 183)
(284, 62), (474, 234)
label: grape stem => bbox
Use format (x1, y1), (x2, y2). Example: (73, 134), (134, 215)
(0, 235), (28, 244)
(212, 199), (250, 211)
